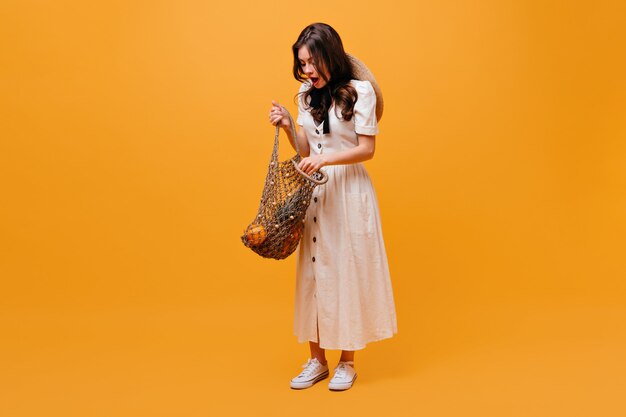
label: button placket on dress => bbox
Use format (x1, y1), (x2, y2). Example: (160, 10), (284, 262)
(310, 121), (324, 300)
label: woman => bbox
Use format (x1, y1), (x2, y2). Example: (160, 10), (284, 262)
(269, 23), (398, 391)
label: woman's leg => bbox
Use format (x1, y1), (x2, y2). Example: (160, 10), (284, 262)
(339, 350), (355, 367)
(309, 341), (327, 365)
(309, 318), (327, 365)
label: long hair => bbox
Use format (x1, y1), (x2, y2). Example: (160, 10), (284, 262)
(292, 23), (358, 125)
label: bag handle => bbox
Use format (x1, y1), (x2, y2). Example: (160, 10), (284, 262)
(291, 159), (328, 185)
(272, 112), (328, 185)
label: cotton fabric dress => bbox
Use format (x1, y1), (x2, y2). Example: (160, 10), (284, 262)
(293, 79), (398, 351)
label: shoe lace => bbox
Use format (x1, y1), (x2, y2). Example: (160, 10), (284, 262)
(299, 359), (321, 378)
(333, 362), (351, 378)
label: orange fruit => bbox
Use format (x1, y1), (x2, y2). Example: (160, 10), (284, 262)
(291, 227), (302, 242)
(246, 224), (267, 246)
(279, 227), (302, 257)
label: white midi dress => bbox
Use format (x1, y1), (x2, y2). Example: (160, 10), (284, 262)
(293, 79), (398, 351)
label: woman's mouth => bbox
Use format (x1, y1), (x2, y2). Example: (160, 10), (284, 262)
(311, 77), (319, 86)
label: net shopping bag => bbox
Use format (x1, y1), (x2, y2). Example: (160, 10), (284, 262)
(241, 117), (328, 260)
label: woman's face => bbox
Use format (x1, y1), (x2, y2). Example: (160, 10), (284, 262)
(298, 45), (330, 88)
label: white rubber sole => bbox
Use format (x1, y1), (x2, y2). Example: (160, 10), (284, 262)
(328, 373), (357, 391)
(290, 369), (329, 389)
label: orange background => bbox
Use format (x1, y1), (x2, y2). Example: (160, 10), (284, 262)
(2, 1), (626, 416)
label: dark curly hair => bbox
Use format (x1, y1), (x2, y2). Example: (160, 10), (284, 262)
(292, 23), (358, 125)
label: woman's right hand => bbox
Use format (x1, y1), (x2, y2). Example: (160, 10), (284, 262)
(269, 100), (293, 130)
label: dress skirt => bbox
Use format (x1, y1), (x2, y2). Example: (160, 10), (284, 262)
(293, 163), (398, 350)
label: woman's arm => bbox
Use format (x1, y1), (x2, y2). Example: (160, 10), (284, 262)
(297, 134), (375, 176)
(269, 100), (310, 156)
(284, 120), (311, 157)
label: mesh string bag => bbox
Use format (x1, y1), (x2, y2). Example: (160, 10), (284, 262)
(241, 114), (328, 260)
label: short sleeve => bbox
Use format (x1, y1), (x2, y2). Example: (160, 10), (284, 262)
(296, 81), (311, 126)
(353, 80), (379, 135)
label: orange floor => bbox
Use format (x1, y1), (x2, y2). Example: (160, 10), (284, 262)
(2, 299), (624, 417)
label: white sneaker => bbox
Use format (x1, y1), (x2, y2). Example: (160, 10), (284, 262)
(328, 361), (357, 391)
(290, 358), (329, 389)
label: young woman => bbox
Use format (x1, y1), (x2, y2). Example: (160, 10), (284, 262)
(268, 22), (398, 391)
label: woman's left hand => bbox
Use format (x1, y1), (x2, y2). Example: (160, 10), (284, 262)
(297, 155), (327, 176)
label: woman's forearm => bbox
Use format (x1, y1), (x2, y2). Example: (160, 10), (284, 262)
(322, 139), (375, 166)
(282, 125), (297, 150)
(283, 125), (310, 156)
